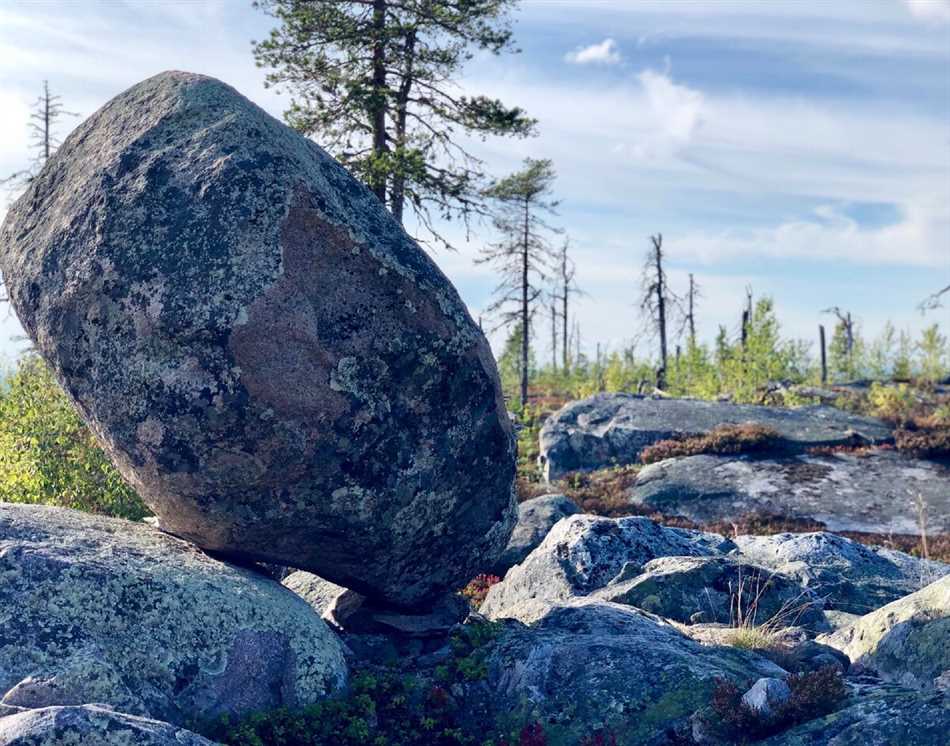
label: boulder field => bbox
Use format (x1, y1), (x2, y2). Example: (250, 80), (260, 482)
(1, 70), (948, 744)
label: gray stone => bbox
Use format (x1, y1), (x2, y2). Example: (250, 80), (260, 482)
(0, 70), (516, 608)
(761, 688), (950, 746)
(0, 706), (220, 746)
(819, 575), (950, 691)
(733, 532), (948, 614)
(489, 493), (579, 576)
(282, 571), (468, 636)
(474, 599), (785, 745)
(0, 503), (346, 727)
(630, 450), (950, 535)
(480, 514), (733, 623)
(539, 393), (891, 481)
(741, 677), (791, 716)
(282, 571), (349, 617)
(591, 555), (825, 628)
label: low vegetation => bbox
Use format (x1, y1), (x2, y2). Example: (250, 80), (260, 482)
(200, 621), (530, 746)
(639, 423), (780, 465)
(0, 355), (148, 520)
(704, 667), (847, 743)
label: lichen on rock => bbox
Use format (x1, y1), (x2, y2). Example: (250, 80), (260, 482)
(0, 70), (516, 608)
(0, 503), (346, 727)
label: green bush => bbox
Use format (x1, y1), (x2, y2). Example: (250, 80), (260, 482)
(0, 355), (149, 520)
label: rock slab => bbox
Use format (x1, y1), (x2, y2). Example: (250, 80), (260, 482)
(0, 503), (346, 727)
(480, 514), (733, 623)
(0, 71), (516, 608)
(490, 493), (579, 576)
(733, 531), (948, 614)
(820, 575), (950, 691)
(631, 449), (950, 535)
(0, 706), (220, 746)
(539, 393), (892, 481)
(477, 600), (785, 745)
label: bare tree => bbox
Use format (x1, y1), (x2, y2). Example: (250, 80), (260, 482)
(685, 273), (701, 343)
(919, 284), (950, 313)
(2, 82), (77, 308)
(640, 234), (681, 388)
(477, 158), (559, 408)
(3, 81), (77, 190)
(550, 238), (583, 371)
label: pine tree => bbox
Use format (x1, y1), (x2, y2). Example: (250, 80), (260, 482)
(253, 0), (535, 244)
(477, 158), (559, 408)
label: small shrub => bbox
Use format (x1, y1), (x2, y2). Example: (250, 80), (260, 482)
(0, 356), (149, 520)
(705, 667), (846, 742)
(640, 424), (780, 465)
(868, 382), (917, 424)
(461, 574), (501, 608)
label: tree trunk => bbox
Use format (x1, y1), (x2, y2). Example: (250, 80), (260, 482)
(520, 197), (530, 409)
(370, 0), (388, 204)
(652, 235), (667, 388)
(389, 29), (416, 224)
(819, 325), (827, 384)
(551, 299), (557, 372)
(42, 81), (51, 161)
(562, 250), (569, 371)
(688, 273), (696, 343)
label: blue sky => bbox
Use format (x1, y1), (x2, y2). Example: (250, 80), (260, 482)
(1, 0), (948, 365)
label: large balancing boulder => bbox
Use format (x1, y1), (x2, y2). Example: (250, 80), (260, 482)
(0, 71), (516, 607)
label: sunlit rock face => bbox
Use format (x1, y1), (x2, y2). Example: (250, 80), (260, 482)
(0, 71), (516, 608)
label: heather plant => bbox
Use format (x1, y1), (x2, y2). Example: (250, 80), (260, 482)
(639, 424), (780, 465)
(704, 667), (846, 742)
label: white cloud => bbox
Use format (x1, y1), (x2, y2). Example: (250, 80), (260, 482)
(905, 0), (950, 22)
(670, 199), (949, 268)
(617, 69), (704, 160)
(565, 38), (622, 65)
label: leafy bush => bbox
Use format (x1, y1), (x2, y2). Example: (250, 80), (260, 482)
(0, 356), (149, 520)
(639, 424), (780, 465)
(867, 382), (917, 424)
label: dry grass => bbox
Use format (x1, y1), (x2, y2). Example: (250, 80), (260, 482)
(639, 423), (781, 465)
(894, 424), (950, 458)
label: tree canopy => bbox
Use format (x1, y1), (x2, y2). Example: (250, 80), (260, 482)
(253, 0), (536, 246)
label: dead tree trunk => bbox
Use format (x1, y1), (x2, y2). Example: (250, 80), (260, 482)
(819, 325), (828, 384)
(687, 273), (697, 343)
(520, 196), (530, 409)
(652, 235), (668, 387)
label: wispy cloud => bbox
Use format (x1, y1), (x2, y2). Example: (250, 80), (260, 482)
(565, 38), (622, 65)
(905, 0), (950, 23)
(613, 69), (704, 161)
